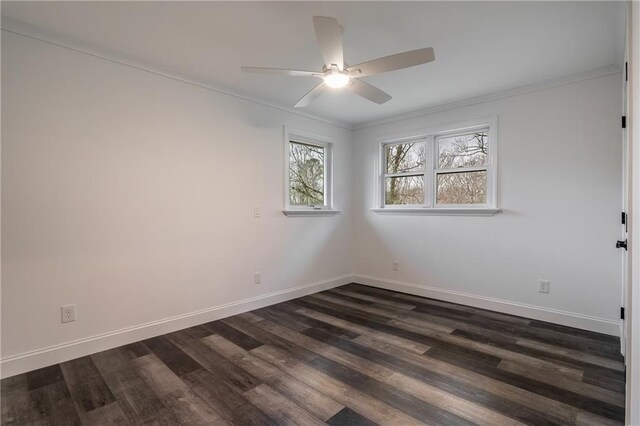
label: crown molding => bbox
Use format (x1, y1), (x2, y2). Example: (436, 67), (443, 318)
(0, 16), (354, 131)
(353, 64), (622, 130)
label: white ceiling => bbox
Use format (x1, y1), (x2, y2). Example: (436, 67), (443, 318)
(1, 1), (625, 125)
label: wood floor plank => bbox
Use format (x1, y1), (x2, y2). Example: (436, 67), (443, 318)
(76, 402), (130, 426)
(166, 328), (262, 394)
(100, 366), (168, 424)
(221, 315), (318, 362)
(239, 311), (267, 324)
(300, 323), (567, 425)
(91, 344), (150, 376)
(1, 374), (35, 425)
(307, 355), (475, 426)
(25, 365), (65, 391)
(60, 356), (116, 414)
(296, 307), (432, 354)
(401, 301), (622, 363)
(351, 325), (583, 425)
(181, 368), (276, 425)
(204, 320), (264, 351)
(385, 372), (525, 426)
(243, 384), (326, 426)
(576, 411), (628, 426)
(518, 329), (623, 362)
(583, 369), (626, 394)
(131, 354), (228, 425)
(253, 313), (395, 381)
(344, 284), (534, 328)
(308, 293), (402, 319)
(270, 303), (361, 338)
(401, 299), (621, 361)
(498, 360), (625, 408)
(252, 307), (311, 333)
(302, 293), (458, 336)
(142, 335), (203, 377)
(328, 288), (417, 310)
(202, 334), (344, 421)
(252, 313), (504, 425)
(326, 407), (378, 426)
(386, 318), (587, 380)
(425, 348), (625, 422)
(296, 297), (504, 368)
(527, 320), (620, 345)
(29, 380), (82, 425)
(451, 328), (624, 374)
(251, 344), (427, 426)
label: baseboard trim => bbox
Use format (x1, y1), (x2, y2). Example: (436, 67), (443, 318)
(0, 274), (351, 378)
(351, 274), (621, 336)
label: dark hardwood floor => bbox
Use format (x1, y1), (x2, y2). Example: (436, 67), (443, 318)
(1, 284), (625, 425)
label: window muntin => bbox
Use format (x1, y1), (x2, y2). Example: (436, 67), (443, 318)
(380, 126), (494, 209)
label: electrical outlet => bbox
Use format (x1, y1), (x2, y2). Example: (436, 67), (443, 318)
(538, 280), (550, 294)
(392, 260), (399, 272)
(254, 272), (262, 285)
(61, 305), (75, 323)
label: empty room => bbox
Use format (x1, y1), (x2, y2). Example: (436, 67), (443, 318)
(2, 1), (640, 425)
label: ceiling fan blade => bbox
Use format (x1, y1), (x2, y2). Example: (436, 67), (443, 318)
(313, 16), (344, 70)
(347, 79), (392, 104)
(347, 47), (435, 78)
(294, 82), (327, 108)
(241, 67), (320, 77)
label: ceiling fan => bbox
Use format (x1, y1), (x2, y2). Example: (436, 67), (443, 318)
(241, 16), (435, 108)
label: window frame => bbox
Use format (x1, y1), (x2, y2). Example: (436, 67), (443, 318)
(374, 117), (499, 216)
(283, 127), (339, 217)
(380, 136), (430, 208)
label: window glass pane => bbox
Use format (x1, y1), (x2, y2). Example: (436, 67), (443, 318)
(436, 170), (487, 205)
(289, 141), (324, 206)
(386, 142), (425, 173)
(385, 176), (424, 205)
(438, 131), (488, 169)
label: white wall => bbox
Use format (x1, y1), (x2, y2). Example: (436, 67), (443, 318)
(352, 73), (623, 330)
(1, 32), (353, 372)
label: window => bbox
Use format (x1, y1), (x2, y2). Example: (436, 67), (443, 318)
(383, 139), (426, 206)
(377, 119), (498, 215)
(284, 128), (337, 216)
(435, 130), (489, 206)
(289, 141), (326, 207)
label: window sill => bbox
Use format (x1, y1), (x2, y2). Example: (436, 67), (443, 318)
(282, 209), (341, 217)
(371, 207), (501, 217)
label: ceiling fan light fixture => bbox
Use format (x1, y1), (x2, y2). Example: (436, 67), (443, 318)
(323, 72), (350, 89)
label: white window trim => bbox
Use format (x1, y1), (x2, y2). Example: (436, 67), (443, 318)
(283, 126), (340, 217)
(373, 116), (500, 216)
